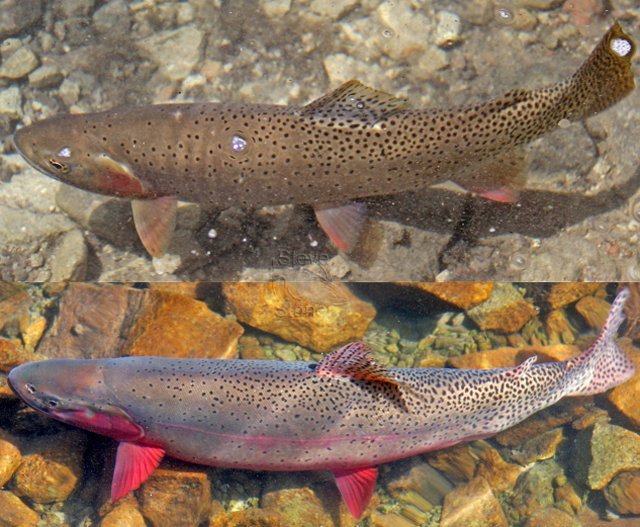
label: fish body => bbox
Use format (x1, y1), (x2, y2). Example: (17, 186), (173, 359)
(12, 23), (636, 256)
(8, 288), (635, 517)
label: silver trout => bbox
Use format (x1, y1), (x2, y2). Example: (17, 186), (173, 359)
(8, 288), (634, 518)
(12, 23), (635, 256)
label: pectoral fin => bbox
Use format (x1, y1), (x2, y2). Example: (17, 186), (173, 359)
(131, 196), (177, 257)
(314, 202), (367, 252)
(333, 466), (378, 519)
(111, 442), (165, 501)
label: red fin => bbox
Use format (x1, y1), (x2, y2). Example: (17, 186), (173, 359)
(478, 187), (519, 203)
(111, 442), (165, 501)
(333, 466), (378, 519)
(131, 196), (177, 257)
(316, 342), (398, 386)
(314, 202), (367, 252)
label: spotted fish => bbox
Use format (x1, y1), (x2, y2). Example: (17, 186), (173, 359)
(12, 23), (635, 256)
(8, 288), (634, 517)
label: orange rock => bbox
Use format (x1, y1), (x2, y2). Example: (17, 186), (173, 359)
(547, 283), (602, 309)
(223, 282), (376, 353)
(0, 490), (39, 527)
(575, 295), (611, 330)
(238, 336), (267, 360)
(475, 446), (524, 494)
(125, 290), (243, 359)
(447, 344), (580, 370)
(608, 340), (640, 427)
(0, 338), (43, 373)
(209, 509), (284, 527)
(0, 432), (21, 487)
(524, 507), (581, 527)
(0, 282), (31, 333)
(466, 283), (537, 334)
(369, 511), (416, 527)
(603, 469), (640, 515)
(399, 282), (494, 309)
(138, 466), (211, 527)
(100, 499), (146, 527)
(427, 443), (478, 482)
(511, 428), (565, 465)
(13, 431), (86, 503)
(545, 309), (576, 344)
(21, 316), (47, 354)
(440, 476), (508, 527)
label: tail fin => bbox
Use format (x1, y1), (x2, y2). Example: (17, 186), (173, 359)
(563, 287), (635, 396)
(559, 21), (635, 121)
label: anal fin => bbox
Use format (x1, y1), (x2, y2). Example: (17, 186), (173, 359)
(314, 202), (367, 252)
(333, 466), (378, 519)
(111, 442), (165, 501)
(132, 196), (177, 257)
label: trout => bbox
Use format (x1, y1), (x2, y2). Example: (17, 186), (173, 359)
(12, 23), (635, 256)
(8, 288), (635, 518)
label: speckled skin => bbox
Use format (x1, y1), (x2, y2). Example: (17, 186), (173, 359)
(8, 289), (634, 473)
(13, 23), (635, 207)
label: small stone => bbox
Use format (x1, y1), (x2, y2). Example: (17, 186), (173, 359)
(56, 0), (95, 17)
(28, 64), (63, 88)
(520, 0), (562, 8)
(58, 78), (80, 106)
(261, 0), (291, 17)
(49, 229), (88, 282)
(13, 431), (86, 504)
(209, 509), (283, 527)
(547, 283), (602, 309)
(434, 11), (462, 48)
(400, 282), (493, 309)
(376, 1), (433, 60)
(603, 468), (640, 515)
(238, 336), (267, 360)
(100, 499), (146, 527)
(93, 0), (130, 35)
(309, 0), (357, 19)
(474, 446), (524, 494)
(427, 442), (480, 482)
(369, 511), (415, 527)
(137, 25), (203, 82)
(545, 309), (576, 344)
(0, 490), (39, 527)
(524, 507), (580, 527)
(323, 53), (381, 86)
(509, 459), (563, 520)
(0, 283), (31, 332)
(511, 428), (565, 465)
(0, 0), (43, 40)
(608, 340), (640, 427)
(575, 295), (611, 330)
(273, 346), (297, 362)
(138, 466), (211, 527)
(467, 283), (537, 334)
(573, 422), (640, 490)
(223, 282), (376, 353)
(0, 86), (22, 119)
(440, 476), (508, 527)
(0, 433), (21, 486)
(0, 44), (38, 79)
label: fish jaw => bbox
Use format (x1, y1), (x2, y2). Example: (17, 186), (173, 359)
(8, 359), (144, 442)
(13, 117), (153, 199)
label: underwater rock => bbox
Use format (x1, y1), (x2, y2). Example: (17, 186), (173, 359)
(440, 476), (508, 527)
(209, 509), (284, 527)
(385, 458), (453, 523)
(0, 0), (42, 40)
(124, 290), (243, 359)
(138, 466), (211, 527)
(400, 282), (494, 309)
(223, 282), (376, 353)
(466, 283), (537, 334)
(0, 282), (31, 332)
(509, 459), (564, 521)
(603, 468), (640, 515)
(545, 309), (576, 345)
(0, 433), (21, 486)
(20, 316), (47, 354)
(12, 430), (86, 504)
(447, 344), (580, 370)
(474, 445), (524, 494)
(0, 338), (41, 373)
(547, 283), (602, 309)
(369, 511), (416, 527)
(511, 428), (565, 465)
(427, 442), (480, 483)
(608, 340), (640, 427)
(0, 490), (39, 527)
(238, 336), (268, 360)
(137, 25), (203, 82)
(575, 295), (611, 330)
(524, 507), (581, 527)
(573, 422), (640, 490)
(0, 44), (39, 80)
(100, 498), (146, 527)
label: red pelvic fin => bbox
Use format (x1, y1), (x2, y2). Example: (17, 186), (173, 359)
(316, 342), (398, 386)
(131, 196), (178, 257)
(478, 186), (520, 203)
(314, 202), (367, 253)
(333, 466), (378, 519)
(111, 442), (165, 501)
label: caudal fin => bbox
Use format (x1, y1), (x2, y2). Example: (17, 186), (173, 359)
(560, 21), (635, 121)
(563, 287), (635, 396)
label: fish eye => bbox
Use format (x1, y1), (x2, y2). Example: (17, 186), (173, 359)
(47, 399), (59, 408)
(25, 383), (36, 394)
(48, 158), (69, 173)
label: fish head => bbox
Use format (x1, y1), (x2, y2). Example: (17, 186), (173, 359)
(14, 116), (151, 199)
(8, 359), (144, 442)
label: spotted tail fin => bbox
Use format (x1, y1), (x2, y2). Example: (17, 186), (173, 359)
(563, 288), (635, 396)
(559, 21), (635, 122)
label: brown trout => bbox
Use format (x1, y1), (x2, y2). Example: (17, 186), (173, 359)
(13, 23), (635, 256)
(8, 289), (634, 518)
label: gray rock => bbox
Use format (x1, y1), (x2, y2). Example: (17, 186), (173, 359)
(0, 0), (43, 40)
(0, 44), (39, 79)
(93, 0), (130, 35)
(309, 0), (358, 19)
(28, 64), (64, 88)
(0, 86), (22, 119)
(261, 0), (292, 17)
(49, 229), (88, 281)
(55, 0), (96, 18)
(58, 78), (80, 106)
(137, 24), (203, 82)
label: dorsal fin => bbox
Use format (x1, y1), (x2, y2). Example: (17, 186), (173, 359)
(316, 342), (399, 386)
(301, 81), (409, 126)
